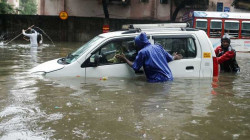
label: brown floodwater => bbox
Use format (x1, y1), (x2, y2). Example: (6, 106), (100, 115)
(0, 42), (250, 140)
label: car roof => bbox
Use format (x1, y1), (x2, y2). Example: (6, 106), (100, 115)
(99, 23), (201, 38)
(99, 28), (201, 38)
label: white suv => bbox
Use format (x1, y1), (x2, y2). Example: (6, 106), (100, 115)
(30, 23), (219, 78)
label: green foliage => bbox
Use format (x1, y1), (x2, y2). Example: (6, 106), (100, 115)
(0, 1), (15, 14)
(232, 0), (250, 9)
(232, 0), (239, 6)
(171, 0), (209, 21)
(20, 0), (37, 15)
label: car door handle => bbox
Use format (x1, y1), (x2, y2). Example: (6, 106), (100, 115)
(186, 66), (194, 70)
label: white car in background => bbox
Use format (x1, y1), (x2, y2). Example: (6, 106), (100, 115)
(30, 23), (219, 78)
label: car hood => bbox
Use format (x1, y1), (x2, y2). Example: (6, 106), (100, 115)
(29, 59), (65, 74)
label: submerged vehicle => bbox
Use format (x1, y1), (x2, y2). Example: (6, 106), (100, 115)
(30, 23), (219, 78)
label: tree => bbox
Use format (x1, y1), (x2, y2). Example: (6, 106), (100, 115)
(171, 0), (209, 21)
(0, 0), (15, 14)
(19, 0), (37, 15)
(232, 0), (250, 10)
(231, 0), (239, 7)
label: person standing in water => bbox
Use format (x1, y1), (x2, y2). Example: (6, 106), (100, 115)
(22, 28), (39, 47)
(116, 32), (182, 83)
(214, 34), (240, 73)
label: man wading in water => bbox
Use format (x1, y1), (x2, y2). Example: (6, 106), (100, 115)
(22, 28), (43, 47)
(214, 34), (240, 73)
(116, 32), (182, 83)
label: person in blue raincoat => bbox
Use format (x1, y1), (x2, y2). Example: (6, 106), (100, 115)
(116, 32), (182, 83)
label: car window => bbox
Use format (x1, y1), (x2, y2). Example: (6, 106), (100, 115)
(196, 19), (207, 33)
(241, 21), (250, 38)
(154, 37), (196, 59)
(224, 20), (239, 38)
(65, 36), (104, 64)
(210, 20), (222, 38)
(83, 38), (137, 67)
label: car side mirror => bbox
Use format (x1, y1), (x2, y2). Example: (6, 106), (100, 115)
(89, 54), (102, 66)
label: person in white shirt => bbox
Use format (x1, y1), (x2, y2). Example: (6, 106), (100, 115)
(22, 29), (38, 47)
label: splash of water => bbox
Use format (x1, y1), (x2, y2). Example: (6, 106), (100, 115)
(0, 34), (4, 40)
(0, 34), (6, 46)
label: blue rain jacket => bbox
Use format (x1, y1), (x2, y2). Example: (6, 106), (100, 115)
(132, 33), (174, 82)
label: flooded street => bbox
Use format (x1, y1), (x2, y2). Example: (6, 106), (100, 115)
(0, 42), (250, 140)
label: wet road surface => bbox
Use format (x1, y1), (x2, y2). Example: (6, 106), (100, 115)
(0, 42), (250, 139)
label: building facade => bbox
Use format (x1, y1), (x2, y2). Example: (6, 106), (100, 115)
(38, 0), (171, 21)
(37, 0), (249, 21)
(207, 0), (249, 12)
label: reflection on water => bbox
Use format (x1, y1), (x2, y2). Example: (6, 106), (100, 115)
(0, 42), (250, 139)
(30, 47), (38, 63)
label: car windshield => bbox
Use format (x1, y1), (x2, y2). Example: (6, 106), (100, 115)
(65, 36), (104, 64)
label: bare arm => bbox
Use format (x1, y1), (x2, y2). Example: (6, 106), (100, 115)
(22, 29), (32, 37)
(115, 54), (133, 67)
(172, 52), (183, 60)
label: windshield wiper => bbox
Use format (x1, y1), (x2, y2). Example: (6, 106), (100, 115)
(66, 53), (79, 60)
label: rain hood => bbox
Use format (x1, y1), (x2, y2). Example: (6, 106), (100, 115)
(135, 32), (151, 50)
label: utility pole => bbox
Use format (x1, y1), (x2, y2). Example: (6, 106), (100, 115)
(102, 0), (110, 33)
(63, 0), (66, 11)
(170, 0), (173, 20)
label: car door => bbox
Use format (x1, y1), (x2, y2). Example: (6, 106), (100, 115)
(153, 35), (201, 78)
(82, 37), (141, 78)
